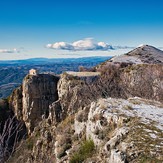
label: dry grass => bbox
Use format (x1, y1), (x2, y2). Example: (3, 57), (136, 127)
(125, 117), (163, 162)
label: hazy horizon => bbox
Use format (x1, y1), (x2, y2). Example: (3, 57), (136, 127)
(0, 48), (132, 61)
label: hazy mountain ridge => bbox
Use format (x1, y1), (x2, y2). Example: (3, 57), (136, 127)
(0, 56), (112, 65)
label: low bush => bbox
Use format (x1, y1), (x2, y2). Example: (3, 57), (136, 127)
(70, 139), (95, 163)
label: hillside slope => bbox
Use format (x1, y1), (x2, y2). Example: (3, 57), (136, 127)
(109, 45), (163, 64)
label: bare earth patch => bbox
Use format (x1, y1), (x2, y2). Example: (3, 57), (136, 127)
(66, 71), (101, 77)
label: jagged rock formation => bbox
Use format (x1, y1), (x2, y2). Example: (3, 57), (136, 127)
(8, 97), (163, 163)
(9, 86), (23, 120)
(9, 74), (59, 134)
(48, 73), (98, 125)
(22, 74), (59, 133)
(84, 97), (163, 162)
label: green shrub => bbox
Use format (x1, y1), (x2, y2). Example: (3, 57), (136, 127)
(139, 154), (162, 163)
(26, 138), (34, 150)
(70, 139), (95, 163)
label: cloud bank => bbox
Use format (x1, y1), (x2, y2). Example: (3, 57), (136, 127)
(0, 48), (19, 53)
(46, 38), (114, 51)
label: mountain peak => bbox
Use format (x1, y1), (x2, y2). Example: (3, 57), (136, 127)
(110, 45), (163, 64)
(137, 44), (151, 48)
(134, 44), (162, 52)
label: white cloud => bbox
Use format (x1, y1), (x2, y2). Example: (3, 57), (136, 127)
(97, 42), (113, 50)
(46, 38), (114, 51)
(72, 38), (96, 50)
(0, 48), (19, 53)
(46, 42), (74, 50)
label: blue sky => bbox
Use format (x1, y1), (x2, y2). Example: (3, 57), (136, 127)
(0, 0), (163, 60)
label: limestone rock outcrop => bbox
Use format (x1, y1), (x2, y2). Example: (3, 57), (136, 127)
(13, 97), (162, 163)
(9, 86), (23, 120)
(74, 97), (163, 162)
(22, 74), (59, 133)
(48, 73), (97, 125)
(9, 74), (59, 134)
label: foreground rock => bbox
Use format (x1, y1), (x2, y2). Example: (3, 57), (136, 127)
(8, 97), (163, 163)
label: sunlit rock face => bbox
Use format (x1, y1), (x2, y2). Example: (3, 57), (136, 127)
(22, 74), (59, 133)
(9, 74), (59, 134)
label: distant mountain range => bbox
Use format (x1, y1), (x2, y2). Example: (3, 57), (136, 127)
(0, 56), (112, 65)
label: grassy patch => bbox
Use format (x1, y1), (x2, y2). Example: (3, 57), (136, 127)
(139, 154), (162, 163)
(70, 139), (95, 163)
(56, 114), (75, 135)
(126, 117), (163, 162)
(26, 137), (35, 150)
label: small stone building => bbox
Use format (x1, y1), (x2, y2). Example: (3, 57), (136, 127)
(29, 69), (39, 75)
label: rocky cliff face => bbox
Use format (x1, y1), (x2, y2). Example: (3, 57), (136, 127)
(120, 64), (163, 102)
(9, 86), (23, 120)
(96, 62), (163, 102)
(84, 97), (163, 162)
(47, 72), (100, 127)
(8, 97), (163, 163)
(9, 74), (59, 134)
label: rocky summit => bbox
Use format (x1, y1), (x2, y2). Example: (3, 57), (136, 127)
(110, 45), (163, 64)
(0, 45), (163, 163)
